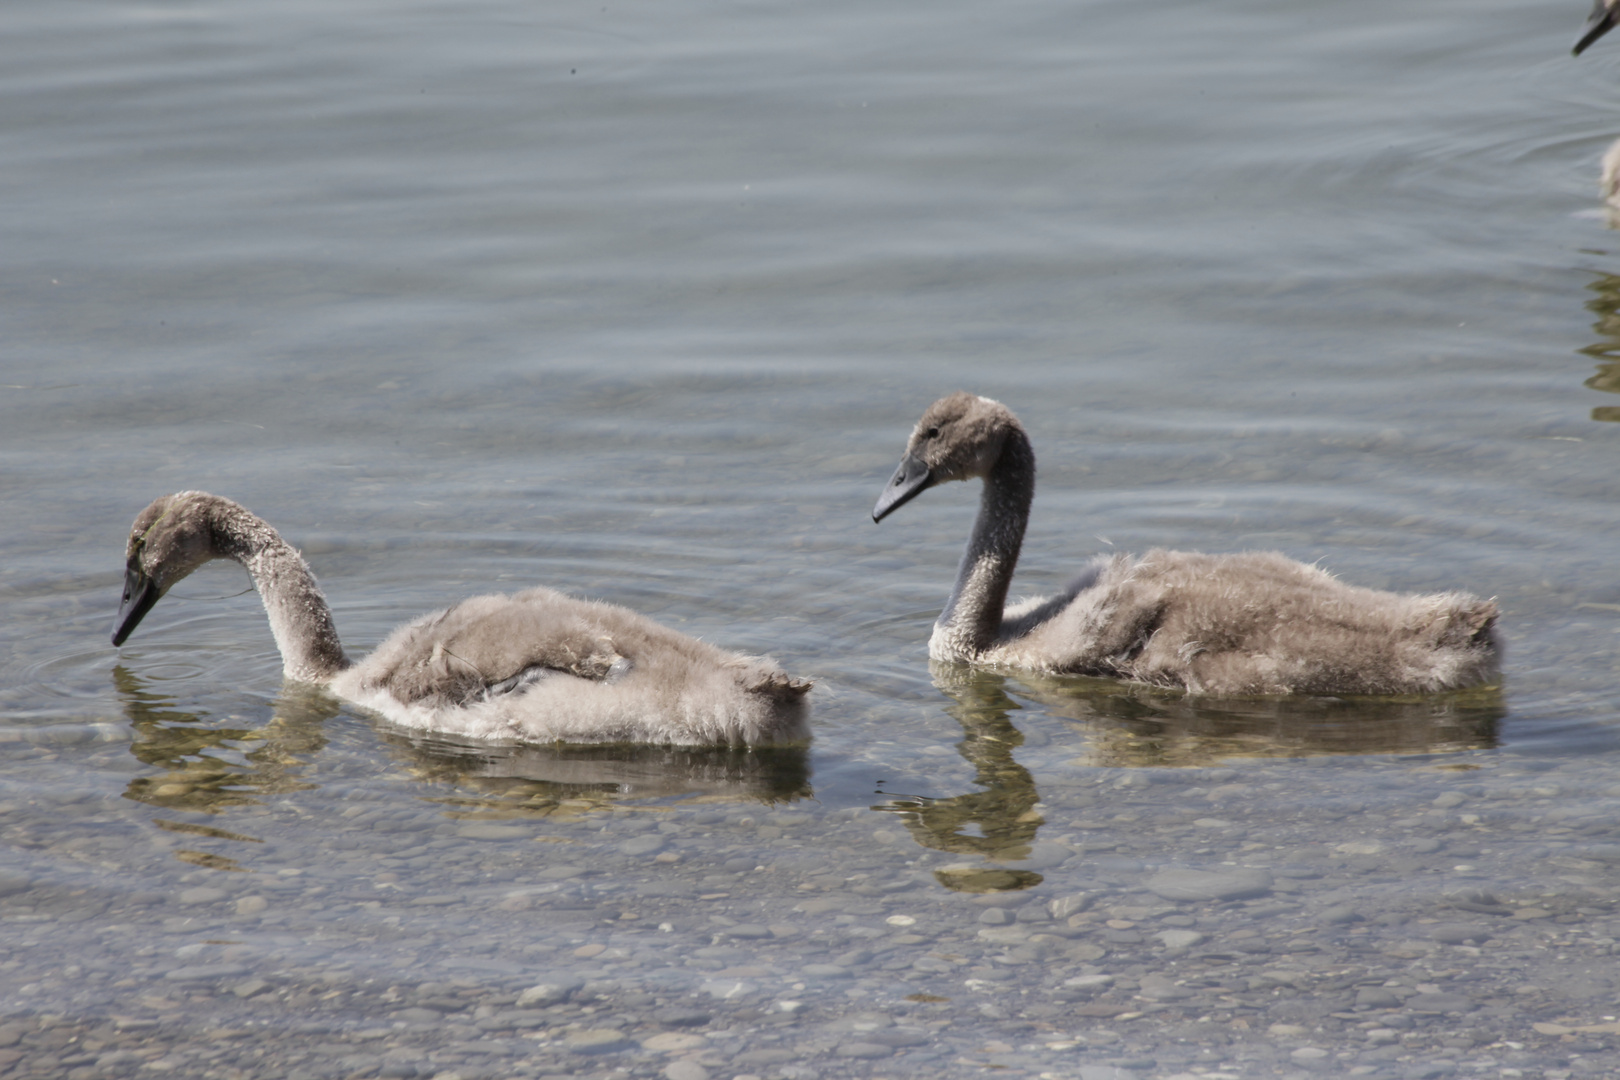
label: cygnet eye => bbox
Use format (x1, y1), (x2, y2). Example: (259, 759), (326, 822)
(924, 426), (940, 439)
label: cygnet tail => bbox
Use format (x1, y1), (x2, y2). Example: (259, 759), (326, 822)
(1431, 596), (1499, 649)
(732, 658), (813, 702)
(1406, 594), (1501, 693)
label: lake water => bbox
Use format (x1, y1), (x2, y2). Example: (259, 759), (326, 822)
(6, 0), (1620, 1077)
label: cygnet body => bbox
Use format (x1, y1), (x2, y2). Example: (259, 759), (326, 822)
(871, 393), (1500, 696)
(112, 492), (810, 745)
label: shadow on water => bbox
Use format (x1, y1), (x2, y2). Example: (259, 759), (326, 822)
(873, 664), (1504, 894)
(114, 666), (336, 816)
(1580, 271), (1620, 423)
(372, 726), (813, 820)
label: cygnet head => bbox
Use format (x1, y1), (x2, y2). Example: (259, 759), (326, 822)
(872, 392), (1022, 522)
(113, 492), (224, 646)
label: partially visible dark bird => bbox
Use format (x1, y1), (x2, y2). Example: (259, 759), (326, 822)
(1575, 0), (1619, 56)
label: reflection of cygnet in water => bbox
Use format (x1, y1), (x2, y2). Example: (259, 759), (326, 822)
(873, 665), (1047, 893)
(1574, 0), (1620, 56)
(112, 492), (811, 747)
(112, 666), (341, 815)
(382, 731), (812, 806)
(872, 393), (1500, 695)
(997, 668), (1504, 768)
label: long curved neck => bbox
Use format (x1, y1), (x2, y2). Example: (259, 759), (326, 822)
(209, 503), (349, 683)
(932, 428), (1034, 661)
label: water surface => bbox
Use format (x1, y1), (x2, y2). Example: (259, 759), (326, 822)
(6, 0), (1620, 1077)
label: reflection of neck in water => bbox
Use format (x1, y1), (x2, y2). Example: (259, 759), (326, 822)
(875, 667), (1045, 893)
(1582, 271), (1620, 424)
(377, 728), (813, 821)
(113, 666), (337, 814)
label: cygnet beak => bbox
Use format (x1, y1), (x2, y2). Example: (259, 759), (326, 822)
(111, 563), (162, 646)
(873, 452), (933, 522)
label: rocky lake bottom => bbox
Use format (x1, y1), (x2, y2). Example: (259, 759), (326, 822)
(3, 704), (1619, 1080)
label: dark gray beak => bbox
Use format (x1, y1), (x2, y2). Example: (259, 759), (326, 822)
(873, 452), (933, 522)
(111, 563), (162, 646)
(1575, 0), (1616, 55)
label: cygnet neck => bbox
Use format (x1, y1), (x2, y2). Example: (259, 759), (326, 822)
(209, 501), (349, 683)
(932, 426), (1034, 661)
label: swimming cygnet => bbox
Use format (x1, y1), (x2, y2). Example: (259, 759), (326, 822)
(871, 393), (1500, 696)
(112, 492), (810, 745)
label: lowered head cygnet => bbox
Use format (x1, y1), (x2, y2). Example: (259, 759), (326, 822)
(871, 393), (1500, 696)
(113, 492), (811, 746)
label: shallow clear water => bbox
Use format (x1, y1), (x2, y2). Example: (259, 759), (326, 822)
(7, 0), (1620, 1077)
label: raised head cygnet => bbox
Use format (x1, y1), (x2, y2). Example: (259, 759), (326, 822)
(112, 492), (810, 745)
(871, 393), (1499, 696)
